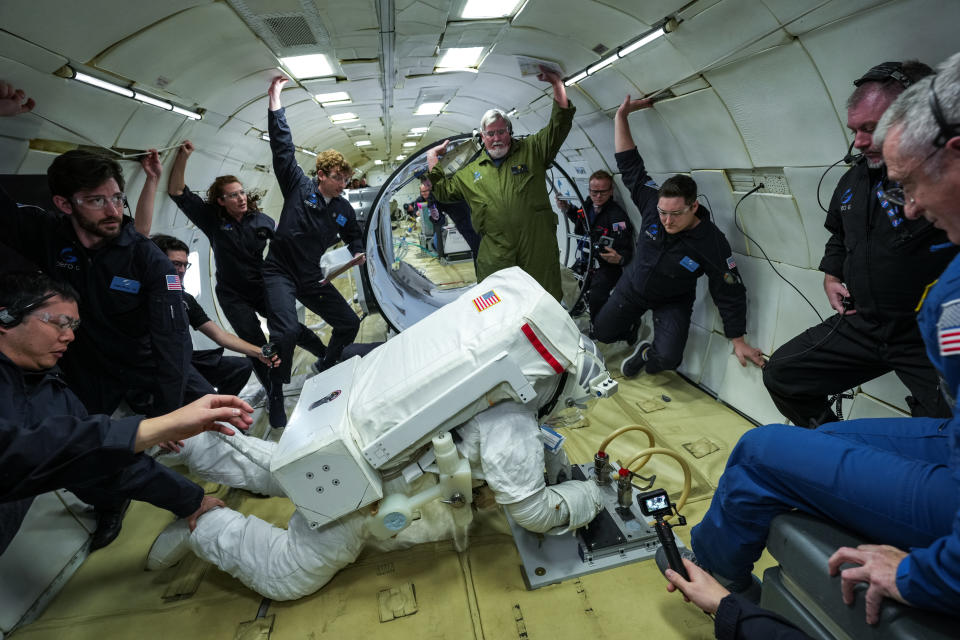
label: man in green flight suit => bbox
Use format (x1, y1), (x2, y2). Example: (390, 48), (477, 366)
(426, 66), (574, 301)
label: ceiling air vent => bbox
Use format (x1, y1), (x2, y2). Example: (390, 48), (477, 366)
(264, 16), (317, 47)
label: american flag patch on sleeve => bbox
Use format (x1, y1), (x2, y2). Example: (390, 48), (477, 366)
(473, 290), (501, 311)
(937, 299), (960, 356)
(166, 274), (182, 291)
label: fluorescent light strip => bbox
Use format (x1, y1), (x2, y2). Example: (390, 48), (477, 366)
(410, 127), (429, 134)
(73, 71), (134, 98)
(564, 71), (587, 87)
(280, 54), (334, 80)
(402, 141), (416, 148)
(354, 140), (372, 147)
(134, 91), (173, 111)
(414, 102), (444, 115)
(586, 54), (617, 76)
(437, 47), (484, 69)
(171, 105), (201, 120)
(619, 28), (665, 57)
(300, 148), (317, 156)
(261, 133), (270, 141)
(395, 155), (406, 161)
(331, 112), (359, 123)
(461, 0), (521, 18)
(374, 160), (383, 165)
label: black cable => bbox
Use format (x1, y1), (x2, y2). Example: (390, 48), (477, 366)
(815, 155), (852, 213)
(733, 184), (824, 323)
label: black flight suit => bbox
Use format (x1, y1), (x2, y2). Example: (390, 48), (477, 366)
(593, 149), (747, 374)
(763, 160), (956, 427)
(264, 107), (364, 381)
(169, 188), (327, 387)
(0, 352), (203, 554)
(183, 292), (252, 397)
(561, 197), (633, 320)
(714, 593), (811, 640)
(0, 189), (198, 418)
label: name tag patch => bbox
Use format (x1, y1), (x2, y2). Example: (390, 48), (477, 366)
(679, 256), (699, 272)
(110, 276), (141, 294)
(335, 214), (348, 227)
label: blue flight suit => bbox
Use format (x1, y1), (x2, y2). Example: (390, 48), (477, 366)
(691, 255), (960, 616)
(263, 107), (364, 381)
(0, 352), (203, 554)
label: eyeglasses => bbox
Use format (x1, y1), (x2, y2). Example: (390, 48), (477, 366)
(223, 190), (246, 200)
(589, 188), (612, 195)
(657, 204), (692, 217)
(73, 193), (125, 209)
(32, 312), (81, 332)
(879, 147), (942, 207)
(170, 260), (192, 270)
(482, 127), (510, 138)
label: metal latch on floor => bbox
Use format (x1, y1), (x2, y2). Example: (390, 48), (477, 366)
(378, 583), (418, 622)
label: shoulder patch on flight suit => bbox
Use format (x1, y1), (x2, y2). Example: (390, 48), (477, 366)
(109, 276), (141, 294)
(473, 171), (482, 183)
(644, 223), (659, 240)
(335, 213), (347, 227)
(165, 275), (182, 291)
(510, 164), (528, 175)
(726, 256), (736, 270)
(679, 256), (699, 272)
(840, 188), (853, 205)
(937, 299), (960, 356)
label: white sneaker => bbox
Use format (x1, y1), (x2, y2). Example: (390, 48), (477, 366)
(145, 518), (192, 571)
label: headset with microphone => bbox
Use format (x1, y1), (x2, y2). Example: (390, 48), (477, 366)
(0, 292), (54, 329)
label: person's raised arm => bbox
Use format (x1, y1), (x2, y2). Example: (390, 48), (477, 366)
(168, 140), (193, 197)
(134, 149), (162, 235)
(135, 394), (254, 451)
(537, 65), (568, 108)
(0, 81), (34, 117)
(268, 75), (286, 112)
(615, 94), (654, 153)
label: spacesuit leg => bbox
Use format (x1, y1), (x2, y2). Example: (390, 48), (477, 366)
(458, 402), (602, 534)
(188, 508), (368, 601)
(159, 432), (284, 497)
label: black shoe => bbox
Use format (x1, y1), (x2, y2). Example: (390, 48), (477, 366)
(90, 500), (130, 551)
(621, 341), (650, 378)
(268, 390), (287, 429)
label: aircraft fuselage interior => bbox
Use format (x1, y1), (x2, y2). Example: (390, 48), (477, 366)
(2, 0), (959, 638)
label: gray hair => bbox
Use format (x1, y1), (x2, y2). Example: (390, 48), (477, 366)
(479, 109), (513, 134)
(875, 52), (960, 164)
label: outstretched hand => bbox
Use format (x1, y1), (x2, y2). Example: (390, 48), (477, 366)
(828, 544), (909, 625)
(617, 94), (654, 118)
(136, 394), (254, 452)
(537, 64), (563, 85)
(177, 139), (195, 157)
(664, 559), (730, 615)
(140, 149), (162, 179)
(0, 81), (35, 117)
(732, 337), (766, 368)
(268, 75), (289, 110)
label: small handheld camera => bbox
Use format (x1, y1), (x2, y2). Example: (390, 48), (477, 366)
(261, 342), (278, 359)
(638, 488), (673, 519)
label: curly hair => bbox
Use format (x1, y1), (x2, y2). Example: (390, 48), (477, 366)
(205, 175), (260, 212)
(315, 149), (351, 177)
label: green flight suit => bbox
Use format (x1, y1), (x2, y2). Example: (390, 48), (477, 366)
(428, 100), (576, 301)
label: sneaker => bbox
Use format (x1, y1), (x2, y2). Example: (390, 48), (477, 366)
(268, 389), (287, 429)
(146, 519), (192, 571)
(621, 341), (650, 378)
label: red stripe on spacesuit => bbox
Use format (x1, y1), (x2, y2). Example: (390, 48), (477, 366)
(521, 323), (564, 374)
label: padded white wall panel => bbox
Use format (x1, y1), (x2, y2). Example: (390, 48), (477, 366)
(115, 104), (191, 150)
(616, 37), (698, 97)
(716, 352), (783, 426)
(678, 323), (714, 384)
(859, 371), (911, 414)
(690, 276), (721, 335)
(577, 69), (638, 113)
(511, 2), (645, 56)
(620, 106), (690, 174)
(654, 90), (751, 170)
(698, 327), (733, 396)
(0, 30), (66, 74)
(845, 393), (908, 421)
(576, 110), (618, 173)
(767, 262), (834, 352)
(737, 192), (809, 268)
(492, 29), (595, 74)
(703, 41), (847, 167)
(736, 254), (780, 355)
(800, 0), (960, 119)
(202, 70), (285, 119)
(665, 0), (781, 72)
(17, 149), (60, 175)
(612, 174), (642, 232)
(784, 165), (845, 269)
(602, 0), (684, 25)
(693, 169), (747, 255)
(763, 0), (886, 34)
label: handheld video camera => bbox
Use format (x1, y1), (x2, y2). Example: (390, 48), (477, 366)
(593, 235), (613, 255)
(638, 488), (689, 580)
(637, 488), (673, 519)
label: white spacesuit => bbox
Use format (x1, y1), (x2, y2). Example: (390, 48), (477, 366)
(151, 268), (616, 601)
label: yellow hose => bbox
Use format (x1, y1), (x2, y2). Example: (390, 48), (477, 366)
(597, 424), (656, 457)
(623, 447), (692, 520)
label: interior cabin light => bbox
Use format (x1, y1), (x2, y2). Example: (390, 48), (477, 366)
(563, 22), (670, 86)
(260, 133), (270, 141)
(133, 92), (173, 111)
(461, 0), (522, 19)
(354, 140), (373, 147)
(410, 127), (430, 134)
(72, 70), (134, 98)
(374, 160), (384, 165)
(68, 67), (201, 119)
(437, 47), (484, 70)
(280, 54), (334, 80)
(299, 148), (318, 156)
(414, 102), (445, 116)
(402, 141), (417, 148)
(395, 155), (407, 161)
(315, 91), (351, 106)
(330, 112), (360, 123)
(171, 105), (202, 120)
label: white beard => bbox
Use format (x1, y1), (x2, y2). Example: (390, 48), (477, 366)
(487, 144), (509, 159)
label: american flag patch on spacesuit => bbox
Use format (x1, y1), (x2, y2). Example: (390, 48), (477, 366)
(166, 274), (182, 291)
(937, 299), (960, 356)
(473, 290), (501, 311)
